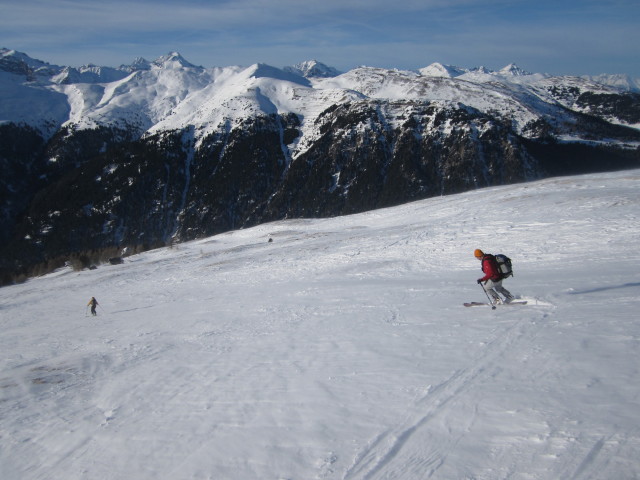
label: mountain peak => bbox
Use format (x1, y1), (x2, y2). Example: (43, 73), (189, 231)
(284, 60), (341, 78)
(116, 57), (152, 73)
(469, 66), (493, 74)
(1, 48), (31, 63)
(0, 48), (60, 77)
(152, 52), (200, 70)
(419, 63), (467, 78)
(247, 63), (312, 87)
(499, 63), (531, 76)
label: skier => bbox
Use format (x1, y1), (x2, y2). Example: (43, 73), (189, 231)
(474, 249), (514, 304)
(87, 297), (99, 316)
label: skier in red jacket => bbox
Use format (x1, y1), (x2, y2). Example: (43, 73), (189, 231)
(474, 249), (514, 304)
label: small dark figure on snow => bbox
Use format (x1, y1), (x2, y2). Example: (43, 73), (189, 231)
(87, 297), (99, 316)
(474, 249), (514, 304)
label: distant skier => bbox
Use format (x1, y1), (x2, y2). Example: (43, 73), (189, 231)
(474, 249), (514, 304)
(87, 297), (99, 316)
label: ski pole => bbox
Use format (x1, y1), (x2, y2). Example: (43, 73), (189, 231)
(479, 282), (497, 310)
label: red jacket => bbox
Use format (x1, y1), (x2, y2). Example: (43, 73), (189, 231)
(480, 254), (502, 282)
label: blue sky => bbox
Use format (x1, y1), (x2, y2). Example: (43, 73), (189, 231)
(1, 0), (639, 76)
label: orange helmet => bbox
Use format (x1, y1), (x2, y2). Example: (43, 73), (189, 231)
(474, 249), (484, 258)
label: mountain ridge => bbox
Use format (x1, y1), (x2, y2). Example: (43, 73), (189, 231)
(3, 47), (638, 90)
(1, 48), (639, 283)
(2, 48), (639, 142)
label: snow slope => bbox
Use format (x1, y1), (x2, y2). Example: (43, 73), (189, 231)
(1, 169), (639, 480)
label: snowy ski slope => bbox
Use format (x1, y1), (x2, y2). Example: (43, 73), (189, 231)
(1, 169), (639, 479)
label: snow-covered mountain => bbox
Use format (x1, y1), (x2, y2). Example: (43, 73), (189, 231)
(2, 169), (639, 479)
(283, 59), (342, 78)
(582, 73), (640, 92)
(2, 48), (639, 139)
(1, 48), (639, 282)
(419, 62), (531, 78)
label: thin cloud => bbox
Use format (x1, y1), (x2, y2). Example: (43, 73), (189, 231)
(0, 0), (518, 32)
(1, 0), (638, 76)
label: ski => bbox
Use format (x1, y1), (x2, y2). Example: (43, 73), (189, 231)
(464, 302), (491, 307)
(464, 301), (528, 307)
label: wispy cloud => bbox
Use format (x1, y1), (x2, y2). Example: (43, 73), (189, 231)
(0, 0), (489, 34)
(1, 0), (638, 75)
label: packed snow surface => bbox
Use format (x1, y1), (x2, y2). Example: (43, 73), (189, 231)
(1, 170), (639, 479)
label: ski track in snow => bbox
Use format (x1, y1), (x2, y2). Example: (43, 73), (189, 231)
(1, 170), (640, 479)
(344, 313), (547, 479)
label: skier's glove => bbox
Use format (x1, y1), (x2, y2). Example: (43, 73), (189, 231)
(477, 279), (483, 284)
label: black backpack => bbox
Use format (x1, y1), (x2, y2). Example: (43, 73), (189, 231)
(494, 254), (513, 278)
